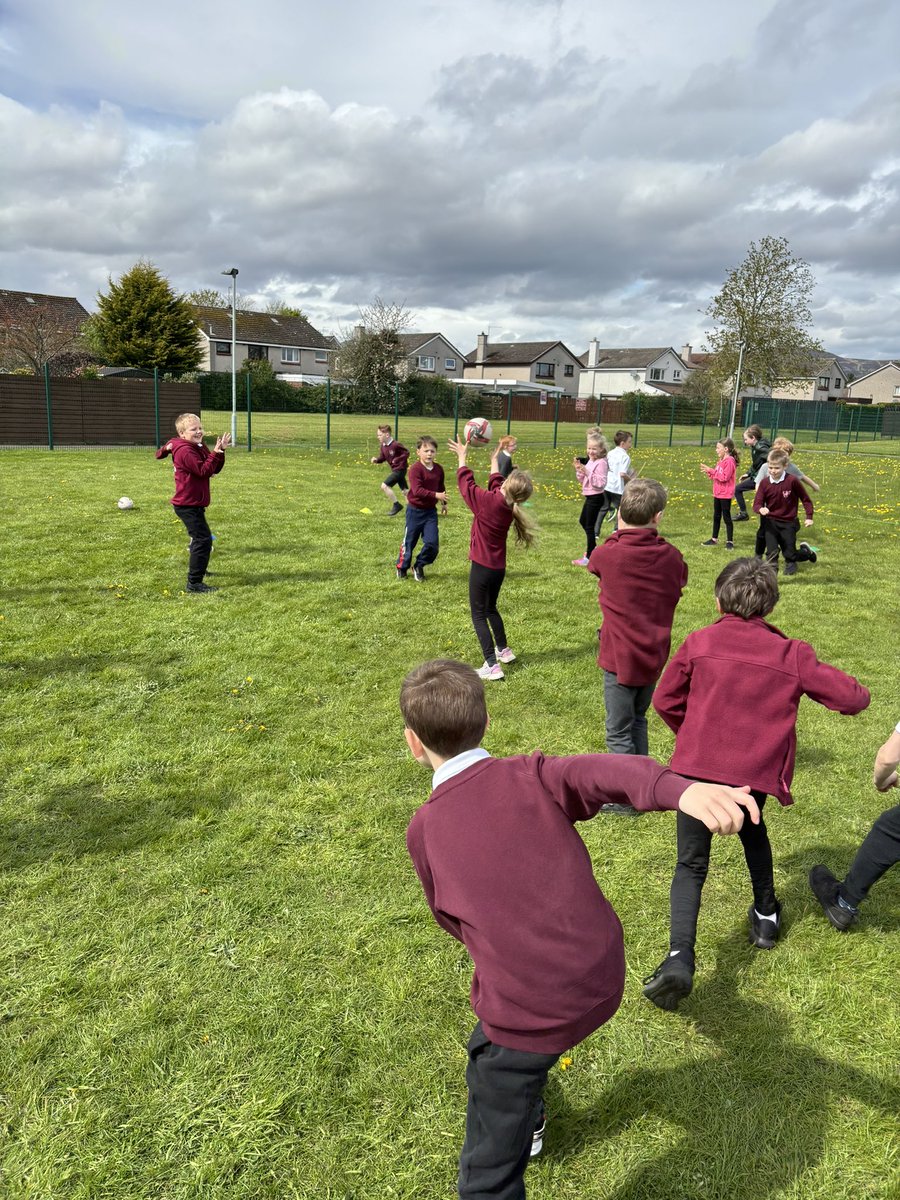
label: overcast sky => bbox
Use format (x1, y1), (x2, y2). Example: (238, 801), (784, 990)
(2, 0), (899, 358)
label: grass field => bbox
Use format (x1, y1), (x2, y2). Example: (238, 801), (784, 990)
(2, 423), (899, 1199)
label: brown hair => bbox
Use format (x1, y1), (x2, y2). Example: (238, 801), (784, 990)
(619, 477), (667, 526)
(501, 469), (538, 548)
(175, 412), (200, 434)
(613, 429), (632, 446)
(767, 448), (790, 468)
(718, 436), (740, 466)
(744, 424), (763, 441)
(416, 435), (437, 450)
(715, 557), (779, 619)
(400, 659), (488, 757)
(498, 435), (516, 452)
(377, 424), (391, 434)
(772, 437), (794, 456)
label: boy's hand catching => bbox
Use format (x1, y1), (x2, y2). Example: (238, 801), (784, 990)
(677, 783), (760, 834)
(214, 432), (232, 453)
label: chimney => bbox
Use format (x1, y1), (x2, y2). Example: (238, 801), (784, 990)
(355, 324), (365, 338)
(681, 344), (692, 363)
(476, 332), (488, 366)
(587, 338), (600, 369)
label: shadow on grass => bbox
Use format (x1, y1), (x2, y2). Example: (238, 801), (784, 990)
(549, 936), (899, 1198)
(0, 780), (236, 872)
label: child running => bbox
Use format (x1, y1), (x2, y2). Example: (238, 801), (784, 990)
(752, 437), (821, 558)
(448, 438), (537, 682)
(370, 424), (410, 516)
(699, 437), (739, 549)
(642, 557), (869, 1011)
(401, 658), (760, 1199)
(602, 430), (634, 530)
(572, 433), (608, 566)
(396, 436), (448, 583)
(753, 448), (817, 576)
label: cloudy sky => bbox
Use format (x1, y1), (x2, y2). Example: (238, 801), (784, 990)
(2, 0), (899, 358)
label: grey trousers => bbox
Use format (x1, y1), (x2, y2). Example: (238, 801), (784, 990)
(603, 670), (656, 755)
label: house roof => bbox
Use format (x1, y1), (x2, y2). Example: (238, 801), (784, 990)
(0, 289), (89, 330)
(844, 360), (900, 387)
(398, 332), (466, 360)
(192, 305), (332, 351)
(578, 347), (673, 370)
(836, 356), (895, 382)
(464, 340), (578, 366)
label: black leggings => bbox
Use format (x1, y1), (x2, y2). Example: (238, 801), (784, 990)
(669, 791), (775, 953)
(469, 562), (507, 666)
(579, 494), (606, 556)
(712, 497), (733, 540)
(842, 802), (900, 907)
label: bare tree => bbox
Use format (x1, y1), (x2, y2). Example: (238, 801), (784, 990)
(334, 296), (415, 405)
(0, 304), (87, 373)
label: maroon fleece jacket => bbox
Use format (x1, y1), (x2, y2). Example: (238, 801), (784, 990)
(653, 614), (869, 804)
(374, 438), (409, 472)
(407, 461), (445, 510)
(753, 474), (813, 523)
(406, 752), (690, 1053)
(457, 466), (513, 569)
(157, 437), (225, 507)
(587, 527), (688, 686)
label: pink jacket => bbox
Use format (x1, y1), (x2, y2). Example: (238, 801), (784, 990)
(704, 455), (737, 499)
(577, 457), (608, 496)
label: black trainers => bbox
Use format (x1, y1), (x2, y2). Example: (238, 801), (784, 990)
(530, 1104), (546, 1158)
(642, 952), (695, 1011)
(387, 501), (403, 516)
(396, 568), (408, 580)
(784, 562), (797, 576)
(413, 566), (425, 583)
(733, 512), (749, 522)
(701, 538), (717, 546)
(799, 541), (817, 563)
(725, 540), (734, 550)
(808, 865), (858, 931)
(601, 803), (638, 815)
(748, 902), (782, 949)
(186, 581), (217, 593)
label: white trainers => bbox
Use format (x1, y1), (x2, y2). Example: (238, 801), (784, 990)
(571, 556), (589, 567)
(497, 647), (516, 664)
(477, 661), (505, 681)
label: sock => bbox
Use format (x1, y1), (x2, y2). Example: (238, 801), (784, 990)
(754, 908), (779, 924)
(837, 894), (859, 914)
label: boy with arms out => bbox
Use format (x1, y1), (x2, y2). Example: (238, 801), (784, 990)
(396, 436), (448, 582)
(402, 658), (760, 1200)
(753, 448), (817, 576)
(643, 558), (869, 1012)
(370, 424), (410, 516)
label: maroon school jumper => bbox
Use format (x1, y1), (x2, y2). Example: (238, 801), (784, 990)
(406, 461), (445, 509)
(457, 467), (512, 569)
(653, 614), (869, 804)
(753, 474), (813, 523)
(587, 527), (688, 686)
(374, 439), (410, 472)
(406, 752), (691, 1053)
(157, 437), (225, 507)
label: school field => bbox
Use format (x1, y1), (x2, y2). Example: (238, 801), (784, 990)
(2, 420), (899, 1199)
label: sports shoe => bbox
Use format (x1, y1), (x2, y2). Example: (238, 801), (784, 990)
(748, 902), (782, 949)
(186, 582), (217, 593)
(725, 540), (734, 550)
(530, 1106), (546, 1158)
(701, 538), (717, 546)
(387, 501), (403, 516)
(784, 562), (796, 576)
(497, 647), (516, 664)
(733, 512), (749, 522)
(642, 951), (695, 1011)
(412, 566), (425, 583)
(396, 568), (408, 580)
(571, 556), (590, 566)
(799, 541), (818, 563)
(476, 661), (505, 681)
(808, 865), (858, 931)
(601, 803), (638, 815)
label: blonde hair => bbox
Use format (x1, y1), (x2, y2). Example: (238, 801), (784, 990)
(772, 437), (794, 456)
(501, 469), (538, 549)
(498, 435), (516, 452)
(175, 412), (200, 434)
(587, 435), (608, 457)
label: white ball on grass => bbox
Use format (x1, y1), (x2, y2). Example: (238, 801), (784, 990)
(117, 497), (134, 510)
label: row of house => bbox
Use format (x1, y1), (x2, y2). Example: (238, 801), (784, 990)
(3, 288), (900, 404)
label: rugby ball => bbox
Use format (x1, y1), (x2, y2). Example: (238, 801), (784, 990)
(464, 418), (493, 445)
(117, 497), (134, 510)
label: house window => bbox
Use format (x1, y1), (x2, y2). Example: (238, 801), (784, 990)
(281, 347), (300, 363)
(834, 378), (842, 389)
(315, 350), (329, 363)
(673, 370), (681, 381)
(564, 364), (574, 377)
(650, 368), (664, 381)
(248, 345), (267, 361)
(216, 342), (231, 356)
(818, 376), (830, 389)
(417, 356), (435, 371)
(894, 385), (900, 397)
(535, 362), (555, 379)
(444, 357), (456, 371)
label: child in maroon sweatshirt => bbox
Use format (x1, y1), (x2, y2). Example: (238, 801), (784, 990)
(642, 557), (869, 1013)
(396, 436), (448, 582)
(401, 659), (760, 1200)
(448, 437), (537, 682)
(370, 423), (410, 516)
(156, 412), (230, 593)
(753, 447), (817, 576)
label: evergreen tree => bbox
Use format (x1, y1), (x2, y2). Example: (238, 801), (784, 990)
(87, 260), (202, 372)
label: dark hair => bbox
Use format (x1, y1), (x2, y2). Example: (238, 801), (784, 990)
(377, 424), (391, 434)
(718, 436), (740, 466)
(614, 429), (632, 446)
(400, 660), (488, 757)
(416, 435), (437, 450)
(744, 424), (763, 441)
(715, 557), (779, 619)
(619, 477), (667, 525)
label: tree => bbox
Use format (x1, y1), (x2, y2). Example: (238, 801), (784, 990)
(264, 300), (307, 319)
(88, 261), (203, 372)
(334, 297), (414, 407)
(703, 236), (822, 396)
(0, 304), (91, 375)
(184, 290), (305, 320)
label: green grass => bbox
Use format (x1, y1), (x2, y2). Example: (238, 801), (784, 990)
(1, 432), (899, 1199)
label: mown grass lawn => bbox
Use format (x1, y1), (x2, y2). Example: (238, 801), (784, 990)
(2, 423), (898, 1199)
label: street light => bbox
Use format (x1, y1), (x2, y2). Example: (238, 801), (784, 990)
(727, 339), (746, 439)
(221, 267), (239, 445)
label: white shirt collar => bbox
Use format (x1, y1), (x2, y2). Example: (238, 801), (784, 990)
(768, 471), (786, 484)
(432, 747), (491, 790)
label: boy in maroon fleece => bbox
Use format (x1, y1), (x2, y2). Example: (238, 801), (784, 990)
(753, 447), (817, 576)
(156, 412), (230, 593)
(587, 480), (687, 813)
(370, 424), (410, 516)
(642, 557), (869, 1012)
(396, 436), (448, 582)
(401, 659), (760, 1200)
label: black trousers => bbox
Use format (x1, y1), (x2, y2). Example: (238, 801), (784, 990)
(842, 802), (900, 907)
(712, 497), (733, 540)
(764, 518), (813, 566)
(579, 493), (606, 556)
(458, 1022), (559, 1200)
(669, 791), (775, 953)
(469, 562), (507, 665)
(174, 505), (213, 585)
(734, 475), (756, 514)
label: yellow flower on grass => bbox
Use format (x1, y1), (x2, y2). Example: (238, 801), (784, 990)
(560, 1056), (573, 1071)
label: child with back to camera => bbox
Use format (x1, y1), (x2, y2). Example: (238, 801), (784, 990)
(448, 438), (537, 682)
(699, 437), (739, 549)
(401, 657), (760, 1200)
(642, 557), (869, 1012)
(601, 430), (634, 531)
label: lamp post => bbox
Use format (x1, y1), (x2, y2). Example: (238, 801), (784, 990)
(221, 268), (239, 445)
(727, 339), (746, 440)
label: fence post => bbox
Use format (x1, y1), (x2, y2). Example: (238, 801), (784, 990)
(793, 401), (800, 443)
(246, 374), (252, 452)
(633, 395), (641, 448)
(700, 398), (708, 446)
(668, 395), (676, 447)
(814, 402), (821, 443)
(552, 393), (560, 449)
(44, 363), (54, 450)
(153, 367), (160, 446)
(845, 406), (855, 453)
(596, 395), (602, 426)
(835, 406), (842, 443)
(771, 402), (779, 442)
(326, 377), (331, 451)
(506, 391), (512, 436)
(394, 383), (400, 439)
(453, 386), (460, 440)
